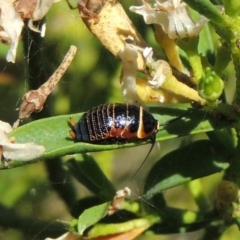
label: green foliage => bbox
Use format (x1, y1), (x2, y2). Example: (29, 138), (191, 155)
(1, 1), (240, 240)
(6, 106), (228, 168)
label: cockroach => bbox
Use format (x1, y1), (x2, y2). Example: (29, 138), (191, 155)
(69, 103), (159, 143)
(69, 103), (194, 177)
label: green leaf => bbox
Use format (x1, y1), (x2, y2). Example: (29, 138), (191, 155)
(207, 128), (237, 152)
(222, 0), (240, 17)
(78, 202), (110, 234)
(6, 107), (228, 169)
(66, 154), (115, 201)
(183, 0), (228, 26)
(150, 207), (216, 234)
(143, 140), (230, 200)
(87, 215), (160, 238)
(198, 24), (215, 58)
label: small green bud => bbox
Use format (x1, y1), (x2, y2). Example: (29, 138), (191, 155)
(198, 67), (224, 101)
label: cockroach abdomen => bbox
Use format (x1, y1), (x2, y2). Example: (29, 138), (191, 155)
(71, 113), (90, 142)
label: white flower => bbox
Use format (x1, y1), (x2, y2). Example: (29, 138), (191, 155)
(0, 0), (60, 62)
(130, 0), (209, 39)
(118, 39), (145, 107)
(0, 120), (45, 162)
(0, 0), (24, 63)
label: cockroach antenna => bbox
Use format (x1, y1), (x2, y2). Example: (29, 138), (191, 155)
(159, 106), (201, 127)
(129, 106), (201, 180)
(129, 134), (156, 180)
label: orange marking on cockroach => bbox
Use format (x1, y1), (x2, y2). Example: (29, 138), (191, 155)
(121, 127), (138, 139)
(69, 117), (76, 127)
(69, 118), (76, 139)
(69, 130), (76, 139)
(109, 128), (125, 138)
(137, 106), (149, 139)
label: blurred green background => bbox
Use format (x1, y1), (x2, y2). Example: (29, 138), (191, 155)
(0, 0), (239, 239)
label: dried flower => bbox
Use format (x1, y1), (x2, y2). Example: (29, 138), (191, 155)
(118, 39), (145, 106)
(0, 120), (45, 163)
(0, 0), (24, 62)
(144, 48), (206, 104)
(108, 187), (131, 215)
(130, 0), (209, 39)
(0, 0), (59, 62)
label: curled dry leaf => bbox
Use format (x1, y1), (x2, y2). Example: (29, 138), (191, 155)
(0, 120), (45, 163)
(15, 45), (77, 126)
(78, 0), (147, 71)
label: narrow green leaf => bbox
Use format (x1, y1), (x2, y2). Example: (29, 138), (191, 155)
(207, 128), (237, 152)
(198, 21), (215, 58)
(183, 0), (229, 26)
(78, 202), (110, 234)
(6, 107), (228, 169)
(150, 207), (216, 234)
(143, 140), (230, 200)
(87, 215), (160, 238)
(66, 154), (115, 201)
(70, 196), (103, 219)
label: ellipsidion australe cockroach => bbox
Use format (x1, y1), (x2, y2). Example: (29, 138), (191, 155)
(69, 103), (159, 144)
(69, 103), (193, 176)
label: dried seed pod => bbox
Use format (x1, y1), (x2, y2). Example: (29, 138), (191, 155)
(216, 180), (238, 205)
(215, 180), (239, 222)
(14, 45), (77, 127)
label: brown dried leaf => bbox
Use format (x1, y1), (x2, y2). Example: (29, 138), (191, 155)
(78, 0), (146, 71)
